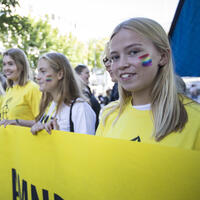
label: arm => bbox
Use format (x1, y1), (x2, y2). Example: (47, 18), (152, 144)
(0, 119), (35, 128)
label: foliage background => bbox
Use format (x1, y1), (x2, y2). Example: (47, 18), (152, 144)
(0, 0), (107, 71)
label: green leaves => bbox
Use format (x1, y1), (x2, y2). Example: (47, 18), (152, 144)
(0, 0), (108, 71)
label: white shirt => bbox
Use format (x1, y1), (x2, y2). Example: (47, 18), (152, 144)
(132, 104), (151, 110)
(44, 98), (96, 135)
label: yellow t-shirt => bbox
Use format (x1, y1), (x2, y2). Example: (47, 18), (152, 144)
(0, 81), (41, 120)
(96, 97), (200, 150)
(0, 95), (3, 109)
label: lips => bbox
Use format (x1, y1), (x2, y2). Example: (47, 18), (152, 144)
(4, 72), (12, 77)
(120, 73), (136, 80)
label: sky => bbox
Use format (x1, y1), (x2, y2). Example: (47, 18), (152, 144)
(19, 0), (179, 42)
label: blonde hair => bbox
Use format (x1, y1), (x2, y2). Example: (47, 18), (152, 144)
(103, 17), (188, 141)
(3, 48), (30, 88)
(36, 52), (84, 121)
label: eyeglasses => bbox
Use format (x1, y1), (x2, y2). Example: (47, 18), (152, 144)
(103, 57), (111, 65)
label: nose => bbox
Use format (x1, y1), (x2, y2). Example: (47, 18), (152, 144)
(36, 73), (41, 81)
(116, 55), (130, 70)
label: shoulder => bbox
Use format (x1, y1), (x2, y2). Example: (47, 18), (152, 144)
(182, 96), (200, 115)
(73, 98), (92, 109)
(23, 81), (41, 100)
(104, 100), (119, 110)
(72, 98), (95, 114)
(100, 100), (120, 117)
(25, 80), (40, 90)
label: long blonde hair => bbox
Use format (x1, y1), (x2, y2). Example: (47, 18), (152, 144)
(3, 48), (30, 88)
(103, 17), (188, 141)
(36, 52), (84, 121)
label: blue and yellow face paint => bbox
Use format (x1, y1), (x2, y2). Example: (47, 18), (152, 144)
(139, 54), (152, 67)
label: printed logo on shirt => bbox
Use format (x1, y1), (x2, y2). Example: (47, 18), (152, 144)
(0, 97), (12, 120)
(130, 136), (141, 142)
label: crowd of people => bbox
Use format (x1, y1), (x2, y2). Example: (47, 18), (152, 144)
(0, 17), (200, 150)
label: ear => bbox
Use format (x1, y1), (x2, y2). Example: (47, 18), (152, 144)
(57, 70), (64, 80)
(159, 49), (170, 67)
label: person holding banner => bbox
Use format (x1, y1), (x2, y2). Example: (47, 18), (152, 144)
(31, 52), (96, 135)
(0, 48), (41, 127)
(96, 18), (200, 150)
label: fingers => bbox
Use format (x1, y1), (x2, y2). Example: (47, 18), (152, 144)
(45, 122), (52, 135)
(31, 122), (45, 135)
(52, 118), (59, 130)
(45, 118), (59, 134)
(0, 120), (16, 128)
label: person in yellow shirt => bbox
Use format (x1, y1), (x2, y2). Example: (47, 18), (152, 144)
(96, 17), (200, 150)
(0, 48), (41, 127)
(0, 75), (6, 109)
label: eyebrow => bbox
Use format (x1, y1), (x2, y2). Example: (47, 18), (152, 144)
(110, 43), (142, 55)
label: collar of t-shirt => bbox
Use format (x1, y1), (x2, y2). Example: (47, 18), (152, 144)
(132, 103), (151, 110)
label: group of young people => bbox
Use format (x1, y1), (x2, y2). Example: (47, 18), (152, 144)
(0, 17), (200, 150)
(0, 49), (96, 135)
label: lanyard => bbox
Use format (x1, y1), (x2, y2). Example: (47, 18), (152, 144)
(40, 102), (57, 124)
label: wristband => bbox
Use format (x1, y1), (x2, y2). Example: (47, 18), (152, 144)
(16, 119), (20, 125)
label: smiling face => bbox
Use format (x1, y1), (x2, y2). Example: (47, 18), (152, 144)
(36, 58), (63, 95)
(3, 55), (20, 84)
(110, 28), (163, 104)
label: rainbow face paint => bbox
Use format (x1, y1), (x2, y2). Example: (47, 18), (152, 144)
(139, 54), (152, 67)
(46, 75), (52, 82)
(46, 78), (52, 82)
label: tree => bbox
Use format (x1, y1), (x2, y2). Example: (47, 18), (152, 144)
(0, 15), (87, 69)
(0, 0), (107, 71)
(0, 0), (31, 35)
(87, 38), (108, 69)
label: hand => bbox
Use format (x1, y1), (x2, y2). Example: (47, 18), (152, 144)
(31, 122), (45, 135)
(45, 118), (59, 134)
(0, 119), (17, 128)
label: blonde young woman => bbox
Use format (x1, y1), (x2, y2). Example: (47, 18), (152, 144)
(31, 52), (96, 135)
(96, 18), (200, 150)
(0, 48), (41, 127)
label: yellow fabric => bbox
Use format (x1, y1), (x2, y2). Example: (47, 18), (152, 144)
(0, 95), (3, 109)
(96, 97), (200, 150)
(0, 125), (200, 199)
(0, 81), (41, 120)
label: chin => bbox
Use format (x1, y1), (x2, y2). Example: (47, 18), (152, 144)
(121, 85), (136, 93)
(39, 87), (45, 92)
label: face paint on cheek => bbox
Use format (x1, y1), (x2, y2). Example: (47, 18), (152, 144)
(46, 75), (52, 82)
(139, 54), (152, 67)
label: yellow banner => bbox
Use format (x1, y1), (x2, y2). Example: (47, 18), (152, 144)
(0, 125), (200, 200)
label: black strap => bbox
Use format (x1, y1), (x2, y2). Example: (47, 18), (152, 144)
(69, 99), (76, 132)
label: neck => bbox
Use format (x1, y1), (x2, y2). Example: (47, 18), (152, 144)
(51, 90), (60, 103)
(131, 90), (151, 106)
(12, 79), (19, 86)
